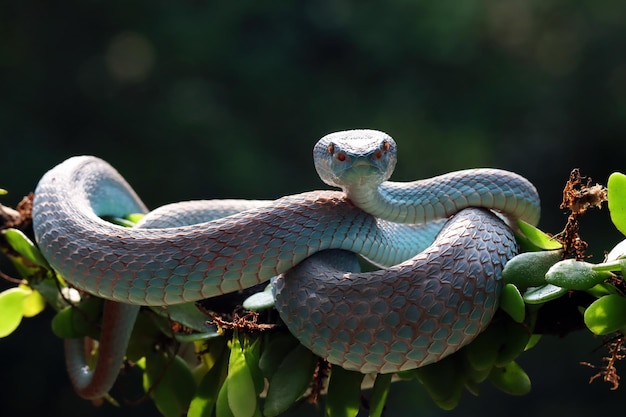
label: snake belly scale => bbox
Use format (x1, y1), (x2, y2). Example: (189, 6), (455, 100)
(32, 129), (540, 397)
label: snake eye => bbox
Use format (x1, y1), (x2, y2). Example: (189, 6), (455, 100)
(373, 141), (390, 160)
(328, 143), (347, 162)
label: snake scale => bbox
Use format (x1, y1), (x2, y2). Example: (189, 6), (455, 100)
(32, 129), (540, 398)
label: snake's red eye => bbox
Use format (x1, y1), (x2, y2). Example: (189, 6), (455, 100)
(336, 152), (346, 162)
(373, 150), (383, 160)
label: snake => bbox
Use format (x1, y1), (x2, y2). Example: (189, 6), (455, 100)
(32, 129), (540, 399)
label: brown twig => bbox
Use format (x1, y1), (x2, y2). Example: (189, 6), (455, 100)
(307, 359), (330, 405)
(209, 310), (278, 333)
(581, 335), (625, 390)
(558, 168), (607, 260)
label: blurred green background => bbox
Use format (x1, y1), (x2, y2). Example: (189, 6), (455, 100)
(2, 0), (626, 416)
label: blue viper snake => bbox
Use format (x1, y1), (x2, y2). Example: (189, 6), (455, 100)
(32, 129), (540, 399)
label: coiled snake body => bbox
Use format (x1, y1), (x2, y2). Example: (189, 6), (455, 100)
(32, 130), (540, 398)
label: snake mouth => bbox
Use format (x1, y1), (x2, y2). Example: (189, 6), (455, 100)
(335, 161), (386, 188)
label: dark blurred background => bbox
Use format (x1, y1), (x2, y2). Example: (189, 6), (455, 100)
(2, 1), (626, 416)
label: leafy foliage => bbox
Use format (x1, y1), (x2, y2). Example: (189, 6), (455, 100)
(2, 172), (626, 415)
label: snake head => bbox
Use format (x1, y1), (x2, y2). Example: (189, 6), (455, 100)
(314, 129), (398, 190)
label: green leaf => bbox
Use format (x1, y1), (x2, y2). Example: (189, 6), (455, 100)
(608, 172), (626, 236)
(189, 348), (229, 417)
(50, 305), (76, 338)
(196, 338), (228, 373)
(242, 336), (264, 395)
(21, 286), (46, 317)
(502, 250), (562, 289)
(525, 334), (542, 351)
(0, 287), (30, 337)
(0, 188), (7, 195)
(142, 352), (196, 417)
(414, 356), (464, 410)
(226, 334), (258, 417)
(494, 320), (531, 367)
(216, 379), (235, 417)
(325, 366), (365, 417)
(50, 296), (103, 339)
(151, 303), (218, 334)
(125, 310), (164, 362)
(500, 283), (525, 323)
(263, 344), (317, 417)
(545, 259), (613, 290)
(126, 213), (145, 223)
(259, 332), (301, 379)
(242, 283), (275, 311)
(584, 294), (626, 335)
(369, 373), (392, 417)
(516, 220), (563, 250)
(522, 284), (568, 304)
(605, 239), (626, 262)
(586, 282), (620, 298)
(464, 324), (499, 372)
(2, 228), (49, 268)
(488, 361), (531, 395)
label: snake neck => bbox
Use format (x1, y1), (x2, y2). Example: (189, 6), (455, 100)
(344, 182), (443, 224)
(344, 184), (401, 222)
(344, 169), (541, 226)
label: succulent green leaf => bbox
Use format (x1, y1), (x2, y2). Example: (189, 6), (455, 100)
(125, 213), (145, 223)
(325, 366), (365, 417)
(522, 284), (568, 304)
(263, 344), (317, 417)
(584, 294), (626, 335)
(608, 172), (626, 236)
(525, 334), (542, 351)
(50, 296), (103, 339)
(151, 303), (217, 334)
(414, 356), (464, 410)
(0, 287), (30, 337)
(545, 259), (612, 290)
(189, 349), (229, 417)
(226, 334), (258, 417)
(488, 361), (531, 395)
(2, 228), (49, 268)
(125, 310), (164, 362)
(50, 306), (77, 338)
(500, 284), (525, 323)
(21, 286), (46, 317)
(242, 284), (275, 311)
(259, 332), (301, 379)
(516, 220), (563, 250)
(605, 239), (626, 262)
(141, 352), (196, 417)
(242, 336), (264, 395)
(464, 323), (500, 372)
(369, 373), (392, 417)
(494, 321), (531, 367)
(216, 379), (235, 417)
(586, 282), (620, 298)
(502, 250), (562, 289)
